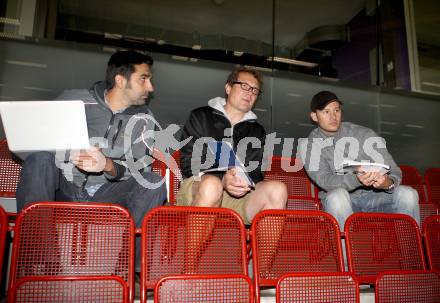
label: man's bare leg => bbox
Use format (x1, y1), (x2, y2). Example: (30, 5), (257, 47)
(184, 175), (223, 273)
(246, 180), (287, 274)
(245, 180), (287, 221)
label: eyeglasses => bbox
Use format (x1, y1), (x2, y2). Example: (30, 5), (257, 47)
(232, 81), (261, 96)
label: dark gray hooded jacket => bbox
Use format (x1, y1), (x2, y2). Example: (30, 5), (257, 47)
(56, 81), (156, 189)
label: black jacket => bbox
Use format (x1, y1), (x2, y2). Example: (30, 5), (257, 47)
(180, 99), (266, 184)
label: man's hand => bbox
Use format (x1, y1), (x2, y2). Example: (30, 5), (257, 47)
(371, 173), (393, 190)
(222, 168), (251, 198)
(356, 168), (393, 190)
(70, 146), (111, 173)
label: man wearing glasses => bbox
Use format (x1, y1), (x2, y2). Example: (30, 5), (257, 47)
(177, 66), (287, 224)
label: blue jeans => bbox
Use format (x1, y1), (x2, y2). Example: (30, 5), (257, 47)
(323, 186), (420, 230)
(16, 151), (167, 271)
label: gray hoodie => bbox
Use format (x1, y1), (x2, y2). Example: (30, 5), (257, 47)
(56, 81), (156, 191)
(300, 122), (401, 200)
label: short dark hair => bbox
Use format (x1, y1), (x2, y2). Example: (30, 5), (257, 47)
(105, 50), (154, 89)
(226, 66), (263, 90)
(310, 90), (343, 112)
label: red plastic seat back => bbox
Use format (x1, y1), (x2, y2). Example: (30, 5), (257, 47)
(345, 213), (425, 284)
(140, 206), (247, 301)
(155, 274), (253, 303)
(0, 139), (22, 198)
(11, 276), (128, 303)
(375, 270), (440, 303)
(277, 272), (359, 303)
(425, 168), (440, 207)
(168, 150), (182, 204)
(285, 196), (321, 211)
(0, 206), (8, 284)
(423, 215), (440, 270)
(420, 203), (438, 227)
(400, 165), (426, 203)
(265, 156), (320, 210)
(9, 202), (135, 302)
(251, 210), (343, 302)
(264, 156), (317, 197)
(151, 159), (166, 180)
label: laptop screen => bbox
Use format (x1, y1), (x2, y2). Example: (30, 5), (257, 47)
(0, 100), (90, 159)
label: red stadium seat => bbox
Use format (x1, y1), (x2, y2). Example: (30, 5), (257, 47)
(0, 206), (8, 284)
(400, 165), (426, 202)
(168, 150), (182, 205)
(0, 139), (22, 198)
(400, 165), (437, 224)
(251, 210), (344, 302)
(425, 168), (440, 207)
(420, 203), (438, 227)
(423, 215), (440, 270)
(264, 156), (320, 210)
(10, 276), (128, 303)
(151, 149), (167, 180)
(375, 270), (440, 303)
(345, 213), (425, 284)
(140, 206), (248, 303)
(276, 272), (359, 303)
(155, 274), (253, 303)
(8, 202), (135, 302)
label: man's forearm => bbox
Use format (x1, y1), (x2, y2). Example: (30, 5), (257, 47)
(104, 157), (117, 176)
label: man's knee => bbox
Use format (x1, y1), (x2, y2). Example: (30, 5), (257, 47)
(195, 175), (223, 206)
(141, 170), (165, 184)
(255, 180), (287, 210)
(324, 188), (351, 211)
(323, 188), (352, 229)
(25, 151), (56, 167)
(394, 185), (419, 209)
(132, 171), (167, 200)
(265, 180), (287, 209)
(19, 151), (59, 185)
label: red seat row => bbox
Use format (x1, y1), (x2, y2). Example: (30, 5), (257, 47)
(400, 165), (440, 224)
(2, 139), (440, 219)
(2, 203), (440, 302)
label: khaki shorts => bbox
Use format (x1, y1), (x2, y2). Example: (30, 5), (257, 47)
(176, 176), (251, 224)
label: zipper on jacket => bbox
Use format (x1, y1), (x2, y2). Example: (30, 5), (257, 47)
(111, 119), (123, 149)
(81, 112), (116, 191)
(213, 111), (235, 147)
(103, 114), (115, 139)
(212, 110), (255, 149)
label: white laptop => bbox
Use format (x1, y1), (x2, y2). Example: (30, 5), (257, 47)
(0, 100), (90, 159)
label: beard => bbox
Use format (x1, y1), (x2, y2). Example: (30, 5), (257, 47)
(124, 82), (148, 106)
(131, 98), (146, 106)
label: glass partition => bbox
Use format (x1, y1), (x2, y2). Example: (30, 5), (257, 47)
(1, 0), (437, 93)
(412, 0), (440, 95)
(1, 0), (440, 172)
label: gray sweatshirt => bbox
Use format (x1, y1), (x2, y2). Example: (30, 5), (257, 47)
(300, 122), (401, 200)
(55, 81), (156, 191)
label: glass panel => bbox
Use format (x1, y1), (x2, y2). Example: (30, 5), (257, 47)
(1, 0), (440, 169)
(378, 90), (440, 171)
(413, 0), (440, 95)
(56, 0), (273, 60)
(274, 0), (367, 81)
(0, 0), (22, 37)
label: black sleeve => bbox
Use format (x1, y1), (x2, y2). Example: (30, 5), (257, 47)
(248, 127), (266, 184)
(180, 110), (204, 178)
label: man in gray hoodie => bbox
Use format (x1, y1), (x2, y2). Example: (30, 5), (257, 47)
(301, 90), (420, 230)
(17, 50), (167, 231)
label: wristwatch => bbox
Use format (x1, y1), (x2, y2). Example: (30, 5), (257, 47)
(386, 180), (395, 192)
